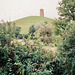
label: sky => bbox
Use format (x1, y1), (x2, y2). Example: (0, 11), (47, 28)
(0, 0), (61, 21)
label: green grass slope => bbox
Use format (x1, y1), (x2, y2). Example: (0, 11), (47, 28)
(13, 16), (54, 34)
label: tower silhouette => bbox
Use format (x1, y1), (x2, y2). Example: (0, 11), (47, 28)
(40, 9), (44, 17)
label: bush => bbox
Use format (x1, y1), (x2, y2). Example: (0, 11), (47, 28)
(24, 34), (29, 39)
(34, 21), (53, 44)
(18, 34), (23, 39)
(15, 27), (21, 37)
(0, 46), (9, 67)
(0, 22), (16, 47)
(29, 25), (35, 34)
(57, 22), (75, 75)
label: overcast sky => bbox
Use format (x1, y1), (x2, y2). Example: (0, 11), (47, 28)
(0, 0), (61, 21)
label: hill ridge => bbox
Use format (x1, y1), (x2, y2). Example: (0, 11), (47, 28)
(13, 16), (54, 34)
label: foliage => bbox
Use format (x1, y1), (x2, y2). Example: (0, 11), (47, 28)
(0, 22), (16, 47)
(29, 25), (35, 34)
(0, 21), (75, 75)
(54, 0), (75, 35)
(15, 27), (21, 37)
(24, 34), (29, 39)
(34, 21), (53, 44)
(57, 0), (75, 21)
(0, 46), (9, 67)
(54, 0), (75, 74)
(29, 25), (35, 39)
(0, 37), (58, 75)
(58, 23), (75, 75)
(0, 23), (58, 75)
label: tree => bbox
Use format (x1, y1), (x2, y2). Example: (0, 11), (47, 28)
(58, 0), (75, 21)
(0, 21), (16, 47)
(54, 0), (75, 74)
(34, 21), (53, 43)
(29, 25), (35, 34)
(54, 0), (75, 35)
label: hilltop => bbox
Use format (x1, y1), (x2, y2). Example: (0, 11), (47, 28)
(13, 16), (54, 34)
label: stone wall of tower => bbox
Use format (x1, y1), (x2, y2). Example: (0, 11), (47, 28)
(40, 9), (44, 17)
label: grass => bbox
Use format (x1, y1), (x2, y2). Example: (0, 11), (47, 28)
(13, 16), (54, 34)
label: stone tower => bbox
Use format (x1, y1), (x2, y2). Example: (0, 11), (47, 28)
(40, 9), (44, 17)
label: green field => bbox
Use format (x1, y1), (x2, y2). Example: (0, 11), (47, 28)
(13, 16), (54, 34)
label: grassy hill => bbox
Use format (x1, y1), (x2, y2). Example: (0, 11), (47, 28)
(13, 16), (54, 34)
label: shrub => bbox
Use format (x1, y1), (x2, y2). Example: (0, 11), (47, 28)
(0, 22), (16, 47)
(57, 22), (75, 75)
(18, 34), (23, 39)
(24, 34), (29, 39)
(0, 46), (9, 67)
(34, 21), (53, 44)
(15, 27), (21, 37)
(29, 25), (35, 34)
